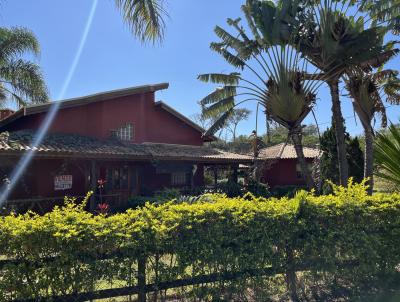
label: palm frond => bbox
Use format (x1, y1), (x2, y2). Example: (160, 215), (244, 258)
(203, 108), (234, 137)
(210, 42), (245, 69)
(375, 123), (400, 185)
(0, 59), (48, 105)
(0, 27), (40, 61)
(114, 0), (167, 43)
(199, 86), (237, 106)
(201, 96), (235, 119)
(197, 73), (240, 85)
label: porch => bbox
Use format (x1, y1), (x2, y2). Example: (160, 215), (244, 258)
(0, 131), (252, 213)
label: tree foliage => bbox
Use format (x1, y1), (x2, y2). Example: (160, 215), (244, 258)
(320, 126), (364, 193)
(375, 122), (400, 187)
(114, 0), (167, 43)
(0, 27), (48, 107)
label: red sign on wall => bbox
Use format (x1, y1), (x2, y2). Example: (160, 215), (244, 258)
(54, 175), (73, 191)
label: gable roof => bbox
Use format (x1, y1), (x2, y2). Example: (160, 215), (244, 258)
(0, 83), (169, 128)
(0, 130), (252, 163)
(258, 143), (320, 159)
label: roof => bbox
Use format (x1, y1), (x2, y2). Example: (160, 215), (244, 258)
(0, 83), (169, 128)
(257, 143), (320, 159)
(0, 130), (252, 163)
(143, 142), (252, 162)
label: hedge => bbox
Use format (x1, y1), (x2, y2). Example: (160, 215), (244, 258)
(1, 180), (400, 301)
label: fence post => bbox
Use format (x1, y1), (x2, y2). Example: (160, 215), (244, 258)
(138, 256), (147, 302)
(285, 245), (299, 302)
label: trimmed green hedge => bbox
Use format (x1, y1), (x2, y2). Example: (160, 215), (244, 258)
(1, 181), (400, 301)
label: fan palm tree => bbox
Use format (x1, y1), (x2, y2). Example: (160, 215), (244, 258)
(197, 3), (319, 191)
(345, 68), (400, 194)
(375, 122), (400, 187)
(114, 0), (167, 43)
(294, 1), (393, 186)
(0, 27), (48, 108)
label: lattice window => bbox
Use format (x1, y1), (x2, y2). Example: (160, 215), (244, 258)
(112, 123), (134, 141)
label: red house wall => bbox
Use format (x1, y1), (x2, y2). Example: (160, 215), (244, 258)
(4, 92), (204, 146)
(9, 159), (87, 200)
(261, 158), (314, 188)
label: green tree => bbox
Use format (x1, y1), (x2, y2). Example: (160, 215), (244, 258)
(225, 108), (251, 142)
(0, 27), (48, 107)
(262, 124), (319, 147)
(375, 122), (400, 187)
(295, 0), (394, 186)
(197, 3), (318, 192)
(345, 68), (400, 194)
(320, 126), (363, 193)
(114, 0), (167, 43)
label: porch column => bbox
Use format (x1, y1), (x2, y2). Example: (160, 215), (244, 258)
(213, 166), (218, 186)
(231, 164), (239, 183)
(89, 160), (97, 212)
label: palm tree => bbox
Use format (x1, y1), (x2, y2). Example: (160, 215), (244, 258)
(375, 123), (400, 187)
(294, 1), (393, 186)
(114, 0), (167, 43)
(345, 68), (400, 194)
(0, 27), (48, 107)
(197, 5), (318, 190)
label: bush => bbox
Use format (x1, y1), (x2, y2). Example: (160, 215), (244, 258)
(246, 179), (270, 198)
(154, 187), (182, 201)
(1, 182), (400, 301)
(271, 185), (307, 198)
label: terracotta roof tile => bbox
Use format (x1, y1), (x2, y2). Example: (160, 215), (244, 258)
(0, 131), (252, 163)
(143, 142), (253, 162)
(257, 143), (320, 159)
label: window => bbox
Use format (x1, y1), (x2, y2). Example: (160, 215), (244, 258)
(112, 123), (134, 141)
(171, 172), (188, 186)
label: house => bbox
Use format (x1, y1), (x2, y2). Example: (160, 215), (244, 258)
(0, 83), (252, 212)
(257, 143), (320, 188)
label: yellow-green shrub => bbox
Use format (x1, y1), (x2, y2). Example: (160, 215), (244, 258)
(0, 182), (399, 301)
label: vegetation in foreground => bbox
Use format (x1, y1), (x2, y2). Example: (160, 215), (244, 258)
(1, 180), (399, 301)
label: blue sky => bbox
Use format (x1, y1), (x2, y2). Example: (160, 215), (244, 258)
(1, 0), (399, 138)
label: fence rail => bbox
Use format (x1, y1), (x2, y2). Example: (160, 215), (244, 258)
(0, 255), (360, 302)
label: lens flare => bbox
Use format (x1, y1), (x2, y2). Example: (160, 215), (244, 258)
(0, 0), (99, 205)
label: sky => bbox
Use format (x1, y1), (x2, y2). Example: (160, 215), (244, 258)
(0, 0), (399, 139)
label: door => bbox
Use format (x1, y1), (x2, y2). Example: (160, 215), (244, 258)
(104, 165), (138, 206)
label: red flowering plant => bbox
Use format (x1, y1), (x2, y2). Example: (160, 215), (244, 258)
(97, 203), (109, 215)
(96, 179), (109, 215)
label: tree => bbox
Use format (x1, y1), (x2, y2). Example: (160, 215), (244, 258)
(261, 124), (319, 147)
(345, 68), (400, 194)
(0, 27), (48, 107)
(375, 122), (400, 187)
(197, 3), (318, 193)
(320, 126), (363, 193)
(114, 0), (167, 43)
(295, 0), (394, 186)
(225, 108), (251, 142)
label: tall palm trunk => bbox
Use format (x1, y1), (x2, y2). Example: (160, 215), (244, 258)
(328, 79), (349, 186)
(266, 117), (271, 144)
(364, 127), (374, 195)
(291, 127), (314, 190)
